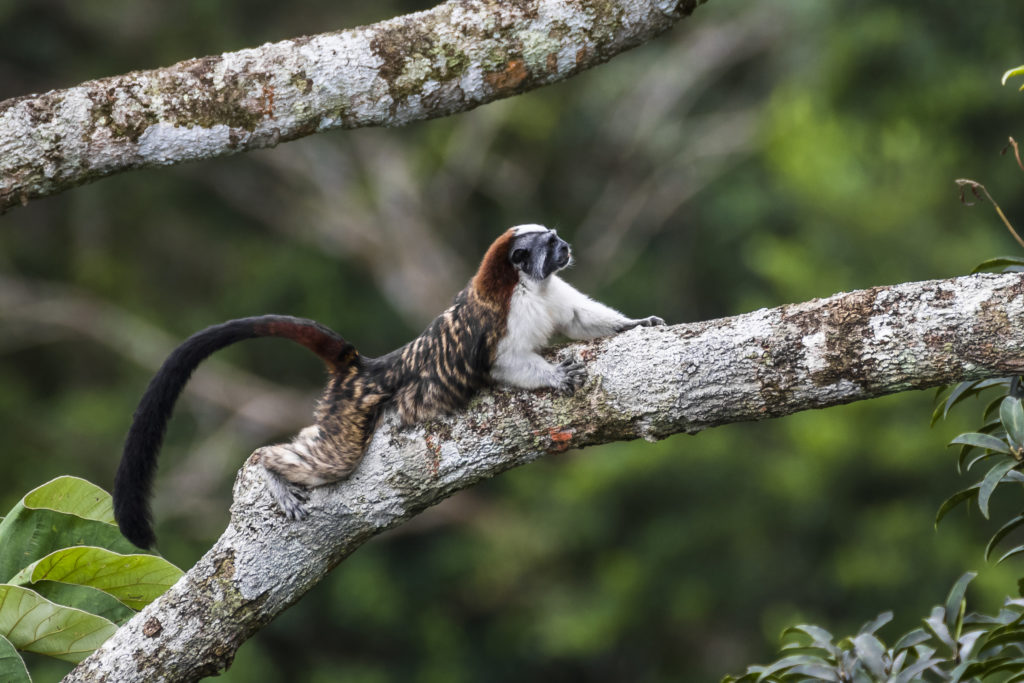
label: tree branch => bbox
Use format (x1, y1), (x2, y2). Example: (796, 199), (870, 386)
(0, 0), (707, 212)
(65, 272), (1024, 681)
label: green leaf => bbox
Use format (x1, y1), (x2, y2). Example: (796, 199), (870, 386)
(851, 633), (887, 679)
(961, 656), (1018, 678)
(924, 605), (956, 652)
(945, 572), (977, 639)
(972, 256), (1024, 273)
(892, 627), (931, 652)
(893, 659), (942, 683)
(940, 381), (981, 422)
(1003, 65), (1024, 89)
(0, 634), (30, 683)
(782, 624), (838, 656)
(950, 433), (1012, 454)
(979, 459), (1018, 519)
(9, 546), (182, 610)
(0, 478), (144, 582)
(998, 545), (1024, 566)
(1003, 397), (1024, 448)
(936, 486), (980, 528)
(977, 627), (1024, 650)
(30, 580), (135, 625)
(22, 476), (116, 524)
(986, 514), (1024, 562)
(0, 584), (116, 663)
(787, 664), (839, 680)
(987, 395), (1009, 420)
(859, 612), (892, 636)
(755, 654), (831, 681)
(965, 451), (1001, 472)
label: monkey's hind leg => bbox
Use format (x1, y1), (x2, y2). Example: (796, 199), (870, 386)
(255, 423), (372, 521)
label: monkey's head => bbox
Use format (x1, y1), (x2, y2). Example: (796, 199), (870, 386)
(507, 224), (571, 281)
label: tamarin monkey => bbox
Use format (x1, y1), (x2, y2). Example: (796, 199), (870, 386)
(115, 225), (665, 548)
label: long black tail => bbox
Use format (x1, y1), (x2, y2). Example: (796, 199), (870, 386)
(114, 315), (356, 548)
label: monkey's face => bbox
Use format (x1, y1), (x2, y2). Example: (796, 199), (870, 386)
(508, 225), (571, 281)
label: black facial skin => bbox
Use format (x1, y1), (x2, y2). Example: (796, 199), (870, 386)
(509, 229), (572, 280)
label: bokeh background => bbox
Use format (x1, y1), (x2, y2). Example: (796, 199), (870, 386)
(3, 1), (1024, 680)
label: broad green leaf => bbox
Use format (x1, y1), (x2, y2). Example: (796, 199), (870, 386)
(986, 514), (1024, 562)
(22, 476), (116, 523)
(979, 459), (1018, 519)
(10, 546), (182, 610)
(30, 580), (135, 625)
(0, 634), (30, 683)
(0, 478), (144, 582)
(935, 486), (980, 528)
(1002, 397), (1024, 449)
(851, 633), (887, 679)
(0, 584), (116, 663)
(973, 256), (1024, 273)
(950, 433), (1012, 454)
(1003, 65), (1024, 89)
(945, 572), (977, 639)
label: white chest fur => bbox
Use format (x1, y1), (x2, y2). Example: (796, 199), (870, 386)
(489, 274), (632, 390)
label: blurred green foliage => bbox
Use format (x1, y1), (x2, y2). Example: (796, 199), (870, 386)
(3, 1), (1024, 681)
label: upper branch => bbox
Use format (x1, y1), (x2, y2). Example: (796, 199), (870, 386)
(66, 272), (1024, 681)
(0, 0), (706, 212)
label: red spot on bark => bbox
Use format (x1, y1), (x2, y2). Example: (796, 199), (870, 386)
(546, 427), (574, 453)
(484, 60), (529, 93)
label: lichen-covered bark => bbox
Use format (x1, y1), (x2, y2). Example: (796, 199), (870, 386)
(65, 272), (1024, 682)
(0, 0), (707, 212)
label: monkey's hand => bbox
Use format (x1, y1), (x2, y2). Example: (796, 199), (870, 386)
(555, 358), (586, 395)
(615, 315), (666, 333)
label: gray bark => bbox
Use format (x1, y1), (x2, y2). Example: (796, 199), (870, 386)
(0, 0), (706, 212)
(65, 272), (1024, 681)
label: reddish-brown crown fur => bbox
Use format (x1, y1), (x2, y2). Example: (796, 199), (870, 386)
(470, 228), (519, 312)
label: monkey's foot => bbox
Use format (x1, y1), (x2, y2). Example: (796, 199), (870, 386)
(261, 466), (310, 521)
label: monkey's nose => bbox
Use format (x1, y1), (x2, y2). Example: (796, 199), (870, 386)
(557, 244), (570, 267)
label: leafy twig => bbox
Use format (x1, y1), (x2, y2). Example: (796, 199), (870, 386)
(955, 179), (1024, 250)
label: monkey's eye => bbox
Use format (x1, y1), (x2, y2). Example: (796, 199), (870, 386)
(511, 248), (529, 265)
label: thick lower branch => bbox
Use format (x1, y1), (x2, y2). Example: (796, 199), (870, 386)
(0, 0), (706, 212)
(65, 272), (1024, 681)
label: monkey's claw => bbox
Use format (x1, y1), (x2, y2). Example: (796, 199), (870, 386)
(262, 467), (310, 521)
(616, 315), (665, 332)
(556, 359), (587, 395)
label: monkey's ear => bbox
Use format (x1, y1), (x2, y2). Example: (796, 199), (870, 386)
(510, 248), (529, 266)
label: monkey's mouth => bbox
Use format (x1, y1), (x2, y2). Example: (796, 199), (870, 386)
(556, 245), (571, 269)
